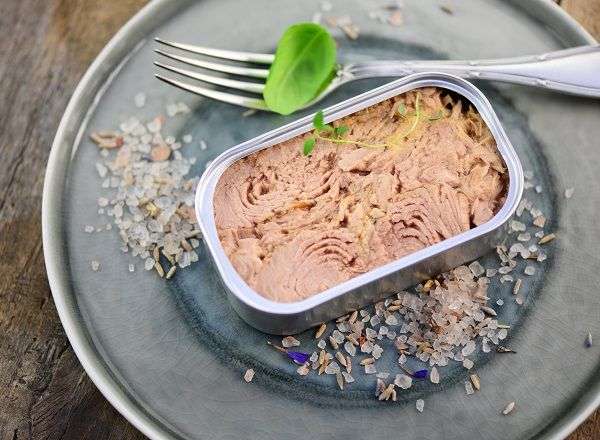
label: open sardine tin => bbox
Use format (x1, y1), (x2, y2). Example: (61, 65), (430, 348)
(195, 73), (524, 335)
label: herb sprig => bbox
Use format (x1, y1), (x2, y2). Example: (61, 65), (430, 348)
(302, 95), (446, 156)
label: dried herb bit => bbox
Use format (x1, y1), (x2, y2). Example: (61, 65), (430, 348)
(428, 109), (445, 121)
(496, 345), (516, 354)
(287, 351), (311, 365)
(303, 137), (316, 156)
(412, 369), (429, 379)
(267, 341), (310, 364)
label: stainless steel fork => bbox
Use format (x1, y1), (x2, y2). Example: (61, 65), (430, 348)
(154, 38), (600, 111)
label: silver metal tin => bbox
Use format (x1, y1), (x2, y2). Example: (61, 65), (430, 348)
(195, 73), (523, 335)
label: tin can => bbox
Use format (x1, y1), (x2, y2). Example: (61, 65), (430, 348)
(195, 73), (524, 334)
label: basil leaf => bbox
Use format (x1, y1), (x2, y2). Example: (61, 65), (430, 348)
(263, 23), (337, 115)
(303, 137), (316, 156)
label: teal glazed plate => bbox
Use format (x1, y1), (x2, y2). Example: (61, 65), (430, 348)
(42, 1), (600, 439)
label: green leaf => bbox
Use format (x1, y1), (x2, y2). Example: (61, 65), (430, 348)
(313, 110), (326, 129)
(263, 23), (337, 115)
(334, 125), (349, 138)
(303, 137), (316, 156)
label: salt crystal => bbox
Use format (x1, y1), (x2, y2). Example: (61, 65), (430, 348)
(537, 252), (547, 262)
(398, 353), (407, 364)
(416, 399), (425, 412)
(370, 315), (381, 327)
(128, 264), (135, 272)
(486, 268), (498, 277)
(282, 336), (300, 348)
(297, 363), (310, 376)
(376, 372), (390, 379)
(510, 220), (526, 232)
(95, 162), (108, 178)
(342, 371), (354, 383)
(430, 366), (440, 384)
(496, 299), (504, 306)
(517, 233), (531, 242)
(134, 92), (146, 108)
(182, 134), (193, 144)
(500, 275), (514, 283)
(468, 261), (485, 277)
(361, 341), (374, 354)
(144, 258), (155, 271)
(385, 314), (399, 326)
(366, 328), (378, 340)
(465, 381), (474, 395)
(565, 187), (574, 199)
(533, 215), (546, 228)
(364, 364), (377, 374)
(535, 185), (542, 193)
(524, 170), (534, 180)
(243, 369), (255, 382)
(463, 358), (474, 370)
(90, 260), (101, 272)
(498, 328), (508, 340)
(98, 197), (109, 207)
(317, 339), (326, 349)
(462, 341), (476, 357)
(394, 374), (413, 389)
(84, 225), (94, 233)
(372, 344), (384, 359)
(535, 231), (544, 238)
(524, 265), (536, 276)
(200, 140), (208, 150)
(325, 361), (340, 375)
(344, 341), (356, 356)
(515, 295), (524, 305)
(502, 401), (515, 415)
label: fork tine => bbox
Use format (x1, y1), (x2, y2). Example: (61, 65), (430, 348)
(155, 38), (275, 65)
(155, 62), (265, 94)
(155, 74), (269, 110)
(155, 49), (270, 79)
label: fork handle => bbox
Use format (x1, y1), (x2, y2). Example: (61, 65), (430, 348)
(347, 45), (600, 98)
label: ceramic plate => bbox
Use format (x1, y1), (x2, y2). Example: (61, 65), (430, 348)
(42, 1), (600, 439)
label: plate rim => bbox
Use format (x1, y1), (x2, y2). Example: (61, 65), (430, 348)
(41, 1), (598, 439)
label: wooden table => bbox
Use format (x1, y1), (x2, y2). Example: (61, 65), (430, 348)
(0, 0), (597, 438)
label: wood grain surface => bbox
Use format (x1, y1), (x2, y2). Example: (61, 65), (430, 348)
(0, 0), (597, 438)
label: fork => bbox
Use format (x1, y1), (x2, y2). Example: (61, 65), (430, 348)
(154, 38), (600, 111)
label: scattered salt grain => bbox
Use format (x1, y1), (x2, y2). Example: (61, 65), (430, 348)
(128, 263), (135, 272)
(524, 265), (536, 276)
(344, 341), (356, 356)
(317, 339), (326, 349)
(533, 215), (546, 228)
(243, 369), (255, 382)
(469, 261), (485, 277)
(394, 374), (413, 389)
(510, 220), (526, 232)
(585, 332), (593, 348)
(517, 233), (531, 242)
(430, 367), (440, 384)
(416, 399), (425, 412)
(465, 381), (474, 395)
(342, 371), (354, 383)
(565, 187), (574, 199)
(134, 92), (146, 108)
(90, 260), (101, 272)
(282, 336), (300, 348)
(502, 401), (515, 415)
(297, 363), (310, 376)
(199, 140), (208, 150)
(84, 225), (94, 233)
(364, 364), (377, 374)
(496, 299), (504, 306)
(515, 296), (524, 305)
(463, 358), (474, 370)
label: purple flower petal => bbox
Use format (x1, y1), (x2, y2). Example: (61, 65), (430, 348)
(412, 369), (429, 379)
(287, 351), (310, 365)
